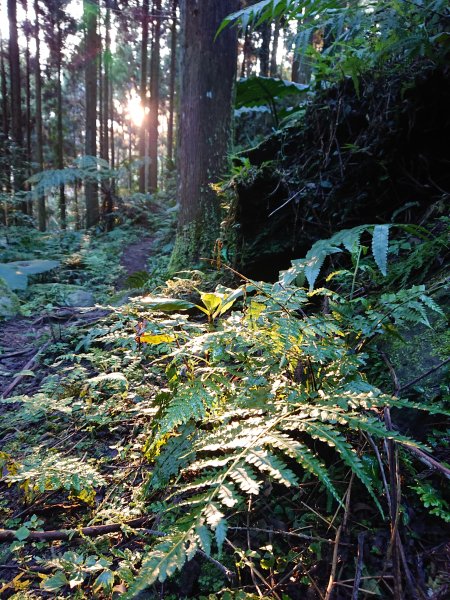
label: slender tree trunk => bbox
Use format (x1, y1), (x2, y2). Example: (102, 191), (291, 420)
(57, 22), (66, 228)
(101, 0), (111, 162)
(148, 0), (161, 193)
(139, 0), (149, 193)
(0, 32), (11, 196)
(8, 0), (25, 202)
(259, 21), (270, 76)
(166, 0), (177, 169)
(170, 0), (238, 271)
(269, 21), (280, 77)
(109, 76), (115, 194)
(34, 0), (46, 230)
(84, 0), (99, 228)
(241, 26), (251, 78)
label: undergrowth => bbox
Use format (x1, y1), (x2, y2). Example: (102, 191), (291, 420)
(0, 214), (449, 598)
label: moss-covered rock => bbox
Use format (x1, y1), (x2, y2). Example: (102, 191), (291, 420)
(0, 277), (21, 318)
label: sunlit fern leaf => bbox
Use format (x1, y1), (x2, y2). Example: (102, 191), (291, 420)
(267, 431), (342, 505)
(245, 448), (299, 487)
(302, 422), (384, 515)
(218, 482), (240, 507)
(229, 464), (262, 495)
(123, 532), (193, 598)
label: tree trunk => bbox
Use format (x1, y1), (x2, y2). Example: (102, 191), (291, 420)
(148, 0), (161, 193)
(0, 32), (11, 196)
(259, 21), (270, 77)
(84, 0), (99, 228)
(166, 0), (177, 169)
(57, 22), (66, 228)
(269, 21), (280, 77)
(139, 0), (149, 193)
(8, 0), (25, 201)
(34, 0), (45, 230)
(170, 0), (238, 272)
(101, 0), (111, 163)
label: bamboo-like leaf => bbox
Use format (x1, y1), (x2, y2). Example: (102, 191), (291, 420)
(371, 224), (390, 276)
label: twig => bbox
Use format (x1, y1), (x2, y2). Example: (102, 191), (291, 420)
(399, 358), (450, 393)
(0, 517), (159, 541)
(324, 525), (342, 600)
(197, 549), (235, 582)
(1, 340), (51, 399)
(366, 433), (391, 514)
(403, 445), (450, 479)
(0, 349), (32, 360)
(351, 532), (366, 600)
(228, 527), (335, 544)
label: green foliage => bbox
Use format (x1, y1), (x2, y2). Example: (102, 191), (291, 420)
(0, 220), (447, 598)
(236, 76), (309, 125)
(5, 452), (106, 503)
(123, 227), (447, 592)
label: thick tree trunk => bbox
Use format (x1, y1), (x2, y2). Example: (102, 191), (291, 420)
(170, 0), (238, 271)
(139, 0), (149, 193)
(34, 0), (45, 230)
(148, 0), (161, 193)
(84, 0), (99, 228)
(166, 0), (177, 169)
(259, 21), (270, 77)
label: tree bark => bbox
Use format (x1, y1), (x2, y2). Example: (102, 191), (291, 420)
(259, 21), (270, 77)
(170, 0), (238, 272)
(139, 0), (149, 193)
(8, 0), (25, 201)
(166, 0), (177, 169)
(34, 0), (46, 230)
(148, 0), (161, 193)
(0, 32), (11, 197)
(84, 0), (99, 227)
(269, 21), (280, 77)
(56, 22), (66, 228)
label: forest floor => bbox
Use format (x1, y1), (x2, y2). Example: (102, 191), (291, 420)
(0, 214), (449, 600)
(0, 234), (155, 403)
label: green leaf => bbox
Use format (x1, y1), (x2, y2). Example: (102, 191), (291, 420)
(135, 296), (195, 312)
(93, 569), (114, 593)
(41, 571), (68, 592)
(15, 525), (30, 541)
(236, 76), (308, 110)
(371, 224), (390, 276)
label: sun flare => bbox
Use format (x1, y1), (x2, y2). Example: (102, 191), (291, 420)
(126, 93), (146, 127)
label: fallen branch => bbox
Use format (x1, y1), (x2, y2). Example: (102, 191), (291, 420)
(0, 517), (161, 542)
(1, 340), (51, 399)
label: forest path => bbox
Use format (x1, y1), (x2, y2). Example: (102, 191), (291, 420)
(0, 236), (154, 400)
(116, 236), (154, 290)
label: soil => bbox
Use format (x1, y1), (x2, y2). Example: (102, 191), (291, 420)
(116, 237), (154, 290)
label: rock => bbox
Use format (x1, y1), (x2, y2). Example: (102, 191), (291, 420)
(65, 289), (96, 307)
(0, 277), (20, 318)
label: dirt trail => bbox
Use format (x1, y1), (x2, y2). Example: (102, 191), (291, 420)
(116, 237), (154, 290)
(0, 237), (154, 399)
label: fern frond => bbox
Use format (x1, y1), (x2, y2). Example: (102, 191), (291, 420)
(246, 447), (299, 487)
(372, 224), (390, 276)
